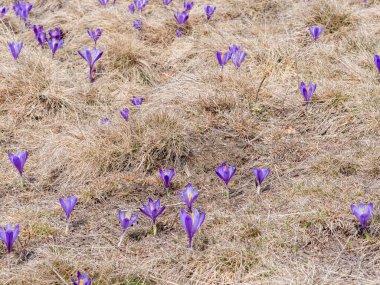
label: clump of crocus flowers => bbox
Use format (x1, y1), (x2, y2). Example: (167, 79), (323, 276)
(47, 27), (64, 57)
(133, 19), (142, 30)
(253, 167), (270, 194)
(78, 47), (103, 82)
(120, 108), (129, 122)
(59, 196), (78, 234)
(71, 271), (92, 285)
(8, 150), (28, 186)
(351, 203), (373, 232)
(8, 42), (23, 61)
(32, 25), (46, 46)
(174, 10), (189, 37)
(13, 1), (32, 22)
(299, 82), (316, 110)
(215, 162), (236, 199)
(308, 26), (323, 42)
(140, 198), (165, 235)
(229, 44), (247, 68)
(131, 96), (143, 106)
(118, 210), (138, 246)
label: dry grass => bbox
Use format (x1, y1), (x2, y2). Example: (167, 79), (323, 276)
(0, 0), (380, 284)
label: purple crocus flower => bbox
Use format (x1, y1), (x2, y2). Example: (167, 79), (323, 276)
(0, 224), (19, 254)
(183, 1), (194, 11)
(374, 55), (380, 73)
(216, 51), (230, 70)
(175, 11), (189, 26)
(47, 38), (64, 56)
(13, 1), (32, 22)
(49, 27), (62, 40)
(178, 183), (199, 212)
(117, 210), (138, 246)
(131, 96), (143, 106)
(215, 162), (236, 198)
(140, 198), (166, 235)
(351, 203), (373, 230)
(163, 0), (172, 5)
(299, 82), (316, 109)
(229, 44), (247, 68)
(100, 117), (111, 125)
(88, 28), (102, 45)
(120, 108), (129, 122)
(71, 272), (92, 285)
(134, 0), (149, 11)
(159, 168), (175, 190)
(133, 19), (142, 30)
(78, 47), (103, 82)
(8, 150), (28, 177)
(128, 3), (135, 13)
(32, 25), (46, 46)
(308, 26), (323, 42)
(0, 5), (9, 17)
(204, 5), (216, 20)
(253, 167), (270, 194)
(59, 196), (78, 233)
(8, 42), (23, 61)
(98, 0), (110, 7)
(176, 29), (182, 38)
(180, 208), (205, 249)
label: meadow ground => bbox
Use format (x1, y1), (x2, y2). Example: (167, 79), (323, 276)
(0, 0), (380, 284)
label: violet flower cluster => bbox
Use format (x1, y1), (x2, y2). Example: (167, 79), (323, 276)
(13, 1), (32, 22)
(78, 47), (103, 83)
(216, 45), (247, 70)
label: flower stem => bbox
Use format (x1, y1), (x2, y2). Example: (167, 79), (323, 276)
(7, 253), (10, 269)
(256, 185), (261, 195)
(65, 221), (69, 234)
(153, 224), (157, 236)
(225, 185), (230, 199)
(118, 231), (126, 247)
(20, 178), (24, 188)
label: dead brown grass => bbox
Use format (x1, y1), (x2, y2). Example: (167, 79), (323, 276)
(0, 0), (380, 284)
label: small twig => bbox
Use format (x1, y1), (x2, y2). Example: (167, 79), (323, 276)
(255, 73), (268, 102)
(51, 266), (69, 285)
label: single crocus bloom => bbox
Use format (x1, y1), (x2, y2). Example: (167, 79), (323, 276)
(32, 25), (46, 46)
(204, 5), (216, 20)
(47, 38), (64, 56)
(134, 0), (149, 11)
(253, 167), (270, 194)
(299, 82), (316, 109)
(163, 0), (172, 5)
(183, 1), (194, 11)
(180, 208), (205, 249)
(78, 47), (103, 82)
(49, 27), (62, 40)
(0, 224), (19, 254)
(98, 0), (110, 7)
(8, 42), (23, 61)
(13, 1), (32, 22)
(175, 11), (189, 25)
(128, 3), (135, 13)
(229, 44), (247, 68)
(133, 19), (142, 30)
(100, 117), (111, 125)
(117, 210), (138, 246)
(120, 108), (129, 122)
(8, 150), (28, 177)
(216, 51), (230, 70)
(178, 183), (199, 212)
(131, 96), (143, 106)
(308, 26), (323, 42)
(140, 198), (166, 235)
(176, 29), (182, 38)
(0, 5), (10, 17)
(71, 272), (92, 285)
(374, 55), (380, 73)
(59, 196), (78, 233)
(159, 168), (175, 190)
(88, 28), (102, 45)
(351, 203), (373, 230)
(215, 162), (236, 198)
